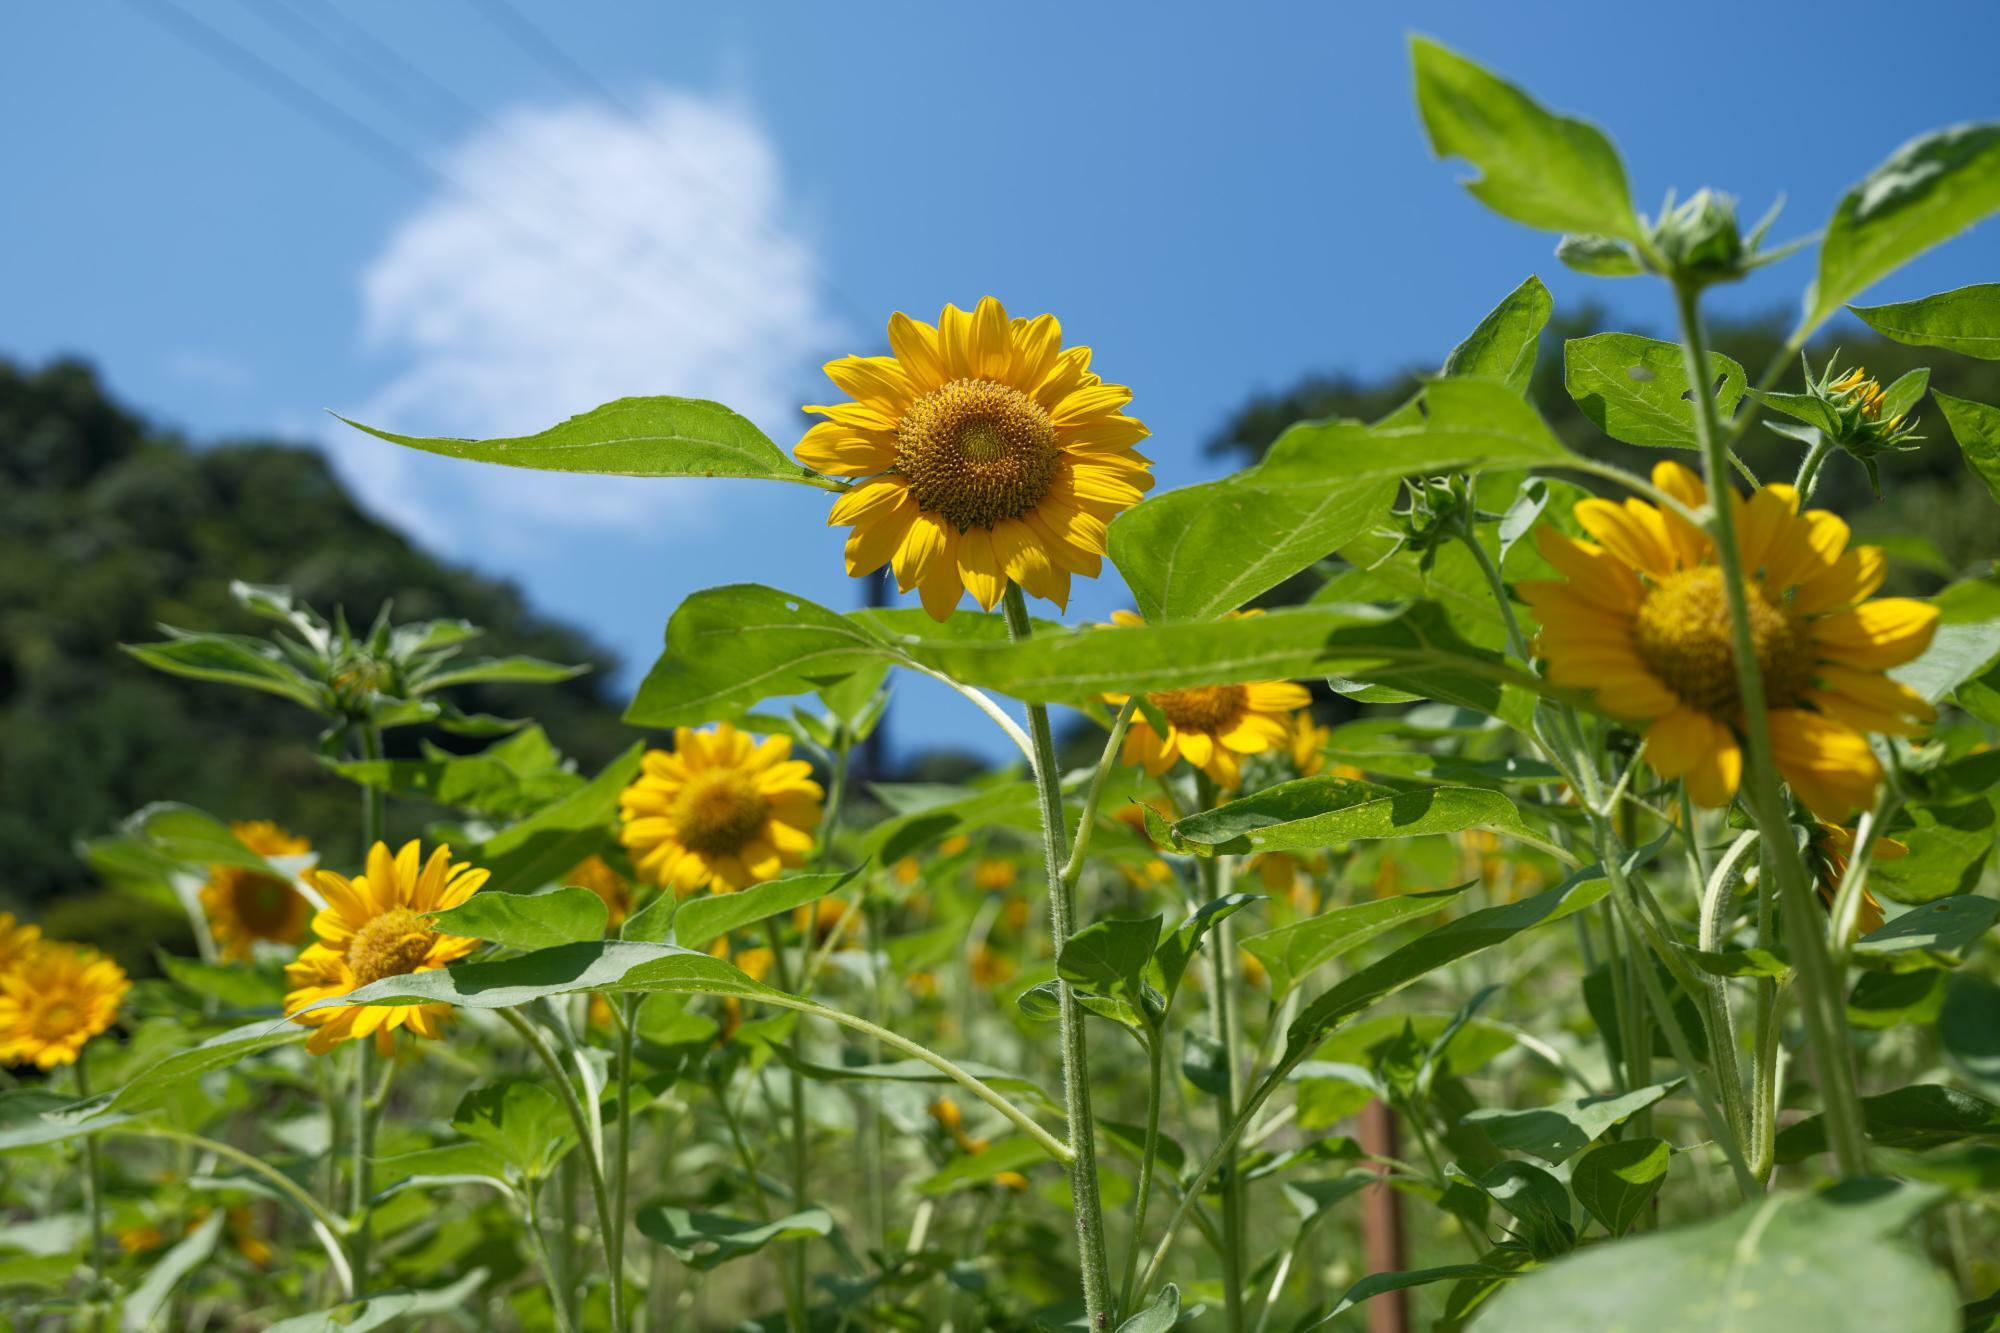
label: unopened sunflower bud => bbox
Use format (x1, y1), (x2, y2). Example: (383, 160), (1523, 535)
(1648, 189), (1745, 286)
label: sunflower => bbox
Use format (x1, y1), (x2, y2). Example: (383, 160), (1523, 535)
(0, 942), (129, 1069)
(1809, 822), (1902, 936)
(619, 723), (824, 897)
(201, 821), (313, 961)
(1519, 461), (1938, 820)
(565, 854), (631, 930)
(0, 912), (42, 971)
(283, 841), (487, 1056)
(797, 296), (1153, 620)
(972, 858), (1020, 893)
(1105, 612), (1313, 787)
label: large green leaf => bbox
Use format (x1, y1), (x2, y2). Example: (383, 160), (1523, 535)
(1153, 893), (1263, 1002)
(1806, 124), (2000, 334)
(1461, 1080), (1679, 1164)
(264, 1270), (489, 1333)
(1943, 976), (2000, 1098)
(1115, 1283), (1181, 1333)
(337, 396), (823, 484)
(1241, 886), (1471, 1000)
(105, 1022), (306, 1114)
(1776, 1085), (2000, 1162)
(1108, 377), (1576, 622)
(1162, 779), (1530, 857)
(626, 585), (895, 728)
(1895, 575), (2000, 705)
(427, 885), (609, 952)
(1410, 37), (1640, 241)
(1314, 1265), (1516, 1328)
(635, 1206), (832, 1270)
(1852, 285), (2000, 360)
(120, 634), (325, 710)
(1284, 871), (1608, 1064)
(326, 726), (585, 817)
(1058, 916), (1163, 998)
(1563, 333), (1747, 450)
(316, 941), (773, 1013)
(1570, 1137), (1670, 1237)
(1870, 801), (1996, 905)
(1852, 894), (2000, 971)
(1477, 1183), (1954, 1333)
(671, 868), (857, 951)
(452, 1079), (575, 1181)
(469, 743), (642, 895)
(1443, 276), (1553, 395)
(1934, 391), (2000, 509)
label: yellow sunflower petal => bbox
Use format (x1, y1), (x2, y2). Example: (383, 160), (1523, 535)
(1812, 599), (1940, 669)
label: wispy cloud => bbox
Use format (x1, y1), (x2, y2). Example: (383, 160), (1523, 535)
(333, 88), (841, 551)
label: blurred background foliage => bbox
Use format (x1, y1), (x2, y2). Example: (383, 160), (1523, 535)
(10, 310), (1996, 958)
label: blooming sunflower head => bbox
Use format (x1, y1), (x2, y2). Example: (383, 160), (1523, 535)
(283, 840), (487, 1056)
(797, 297), (1152, 620)
(0, 941), (129, 1069)
(618, 723), (824, 897)
(565, 854), (632, 930)
(1518, 461), (1938, 821)
(1105, 611), (1313, 788)
(202, 821), (313, 961)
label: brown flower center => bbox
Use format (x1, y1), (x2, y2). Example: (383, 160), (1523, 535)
(231, 874), (304, 939)
(672, 771), (770, 858)
(1153, 684), (1249, 735)
(896, 378), (1060, 531)
(1632, 567), (1814, 718)
(347, 908), (436, 986)
(34, 1001), (79, 1041)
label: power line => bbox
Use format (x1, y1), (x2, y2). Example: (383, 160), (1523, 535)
(124, 0), (697, 330)
(462, 0), (880, 334)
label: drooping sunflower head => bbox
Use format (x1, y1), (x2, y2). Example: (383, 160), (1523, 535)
(565, 854), (632, 930)
(618, 723), (824, 897)
(1104, 611), (1313, 788)
(0, 913), (42, 972)
(0, 942), (129, 1069)
(798, 297), (1152, 620)
(202, 821), (313, 961)
(283, 840), (487, 1056)
(1809, 821), (1904, 937)
(1519, 460), (1938, 820)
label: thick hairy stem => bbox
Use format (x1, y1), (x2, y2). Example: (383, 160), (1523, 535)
(1001, 583), (1112, 1328)
(1672, 278), (1868, 1177)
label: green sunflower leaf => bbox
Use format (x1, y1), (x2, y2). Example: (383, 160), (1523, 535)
(1854, 285), (2000, 360)
(336, 397), (825, 485)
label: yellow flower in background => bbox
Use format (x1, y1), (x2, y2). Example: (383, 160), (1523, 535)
(798, 296), (1153, 620)
(1107, 613), (1312, 787)
(201, 821), (313, 961)
(619, 723), (824, 897)
(994, 1170), (1030, 1191)
(1251, 850), (1325, 912)
(940, 835), (972, 856)
(0, 942), (129, 1069)
(0, 913), (42, 971)
(892, 856), (922, 887)
(1519, 461), (1937, 820)
(794, 897), (859, 947)
(906, 969), (939, 999)
(968, 942), (1015, 987)
(283, 841), (487, 1056)
(1810, 822), (1902, 936)
(565, 854), (631, 929)
(1286, 710), (1330, 776)
(972, 858), (1019, 893)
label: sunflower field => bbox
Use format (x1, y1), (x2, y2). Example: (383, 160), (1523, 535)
(12, 36), (2000, 1333)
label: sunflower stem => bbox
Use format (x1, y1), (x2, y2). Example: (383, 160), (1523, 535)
(499, 1006), (626, 1331)
(73, 1062), (108, 1331)
(763, 916), (813, 1333)
(1001, 582), (1113, 1329)
(1671, 276), (1869, 1178)
(1793, 432), (1837, 504)
(611, 996), (638, 1333)
(1117, 1019), (1167, 1318)
(1195, 770), (1249, 1333)
(1063, 699), (1138, 889)
(358, 723), (384, 850)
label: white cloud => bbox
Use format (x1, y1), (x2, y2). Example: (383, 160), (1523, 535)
(335, 89), (841, 550)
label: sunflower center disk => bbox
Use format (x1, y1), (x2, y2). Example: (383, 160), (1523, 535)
(233, 875), (297, 936)
(347, 907), (436, 986)
(672, 771), (770, 857)
(1632, 567), (1813, 719)
(896, 378), (1060, 531)
(34, 1002), (78, 1040)
(1153, 684), (1249, 735)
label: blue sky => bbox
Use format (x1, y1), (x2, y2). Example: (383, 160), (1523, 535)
(8, 2), (1999, 762)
